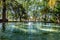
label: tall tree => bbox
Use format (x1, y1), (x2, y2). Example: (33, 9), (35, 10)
(2, 0), (6, 32)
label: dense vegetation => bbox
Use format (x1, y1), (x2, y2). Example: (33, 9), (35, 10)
(0, 0), (60, 23)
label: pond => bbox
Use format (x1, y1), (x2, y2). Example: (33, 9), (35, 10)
(0, 22), (60, 40)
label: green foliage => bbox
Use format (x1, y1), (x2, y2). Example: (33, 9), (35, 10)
(0, 0), (60, 22)
(6, 0), (28, 21)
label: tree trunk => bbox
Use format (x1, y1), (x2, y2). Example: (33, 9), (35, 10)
(2, 0), (6, 32)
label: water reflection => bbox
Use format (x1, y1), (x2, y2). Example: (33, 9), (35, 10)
(28, 22), (33, 33)
(4, 22), (60, 34)
(0, 22), (60, 40)
(5, 23), (18, 32)
(0, 23), (2, 31)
